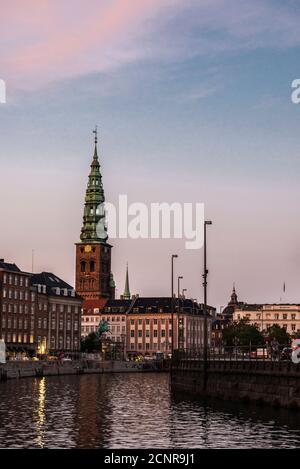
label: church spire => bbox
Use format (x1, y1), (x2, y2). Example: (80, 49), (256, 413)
(123, 263), (131, 300)
(80, 128), (108, 243)
(229, 283), (238, 306)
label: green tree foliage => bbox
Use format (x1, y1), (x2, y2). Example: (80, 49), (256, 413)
(223, 318), (264, 347)
(80, 332), (101, 353)
(266, 324), (290, 345)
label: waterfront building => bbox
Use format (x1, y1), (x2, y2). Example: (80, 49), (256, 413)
(81, 294), (215, 358)
(233, 303), (300, 336)
(213, 286), (300, 343)
(31, 272), (82, 354)
(126, 297), (214, 359)
(0, 260), (35, 355)
(0, 259), (82, 357)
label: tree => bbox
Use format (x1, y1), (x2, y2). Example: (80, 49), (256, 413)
(266, 324), (290, 345)
(223, 318), (264, 348)
(80, 332), (101, 353)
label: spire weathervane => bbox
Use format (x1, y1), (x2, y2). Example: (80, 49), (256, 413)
(93, 125), (98, 145)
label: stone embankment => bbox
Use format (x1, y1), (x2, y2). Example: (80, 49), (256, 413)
(172, 359), (300, 409)
(0, 359), (165, 381)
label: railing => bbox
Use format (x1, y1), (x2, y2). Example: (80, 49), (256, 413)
(173, 344), (292, 365)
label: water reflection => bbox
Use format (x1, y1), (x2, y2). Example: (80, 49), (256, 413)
(35, 377), (46, 448)
(0, 373), (300, 448)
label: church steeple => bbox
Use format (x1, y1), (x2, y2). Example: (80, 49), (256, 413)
(229, 283), (238, 306)
(75, 129), (114, 301)
(123, 263), (131, 300)
(80, 127), (108, 243)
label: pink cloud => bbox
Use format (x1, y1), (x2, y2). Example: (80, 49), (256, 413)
(1, 0), (179, 88)
(2, 0), (300, 90)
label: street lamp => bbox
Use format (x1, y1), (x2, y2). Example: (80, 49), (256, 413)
(177, 276), (183, 350)
(203, 220), (212, 390)
(171, 254), (178, 357)
(191, 298), (197, 350)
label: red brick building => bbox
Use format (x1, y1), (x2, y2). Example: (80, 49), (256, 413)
(0, 260), (34, 356)
(0, 259), (82, 357)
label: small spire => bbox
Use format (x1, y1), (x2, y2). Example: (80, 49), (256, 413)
(123, 263), (131, 300)
(93, 125), (98, 145)
(92, 125), (98, 159)
(229, 283), (238, 305)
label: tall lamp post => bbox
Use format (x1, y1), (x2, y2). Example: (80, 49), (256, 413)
(171, 254), (178, 358)
(177, 276), (183, 350)
(203, 220), (212, 390)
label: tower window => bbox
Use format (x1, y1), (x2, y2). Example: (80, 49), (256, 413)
(90, 261), (95, 272)
(80, 261), (86, 273)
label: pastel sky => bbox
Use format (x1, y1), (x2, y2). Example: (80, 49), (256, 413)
(1, 0), (300, 310)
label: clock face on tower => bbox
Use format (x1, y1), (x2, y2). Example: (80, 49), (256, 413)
(84, 245), (92, 253)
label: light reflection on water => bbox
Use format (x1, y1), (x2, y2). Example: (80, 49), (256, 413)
(0, 373), (300, 448)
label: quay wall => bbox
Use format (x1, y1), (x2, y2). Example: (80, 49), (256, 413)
(171, 359), (300, 409)
(0, 360), (163, 381)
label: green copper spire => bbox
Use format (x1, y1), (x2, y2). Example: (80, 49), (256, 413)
(123, 263), (131, 300)
(80, 127), (108, 243)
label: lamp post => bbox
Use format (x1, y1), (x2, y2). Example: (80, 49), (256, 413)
(171, 254), (178, 358)
(191, 298), (197, 351)
(177, 276), (183, 350)
(203, 220), (212, 390)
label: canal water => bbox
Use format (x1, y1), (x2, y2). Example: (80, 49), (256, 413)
(0, 373), (300, 448)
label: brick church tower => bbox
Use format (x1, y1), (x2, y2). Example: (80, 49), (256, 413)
(75, 129), (115, 302)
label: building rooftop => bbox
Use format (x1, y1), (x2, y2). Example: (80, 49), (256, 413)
(0, 259), (21, 272)
(31, 272), (79, 298)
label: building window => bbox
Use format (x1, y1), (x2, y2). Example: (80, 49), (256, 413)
(80, 261), (86, 273)
(131, 330), (134, 337)
(90, 261), (95, 272)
